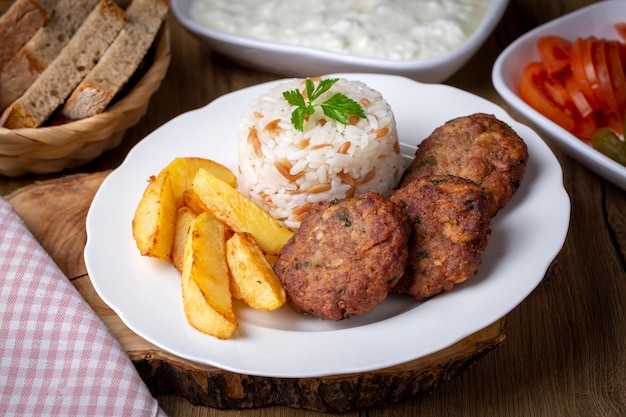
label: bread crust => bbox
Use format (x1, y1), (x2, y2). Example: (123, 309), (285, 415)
(1, 0), (127, 129)
(0, 0), (101, 111)
(0, 0), (51, 68)
(62, 0), (170, 120)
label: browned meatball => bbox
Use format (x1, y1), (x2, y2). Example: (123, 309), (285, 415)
(390, 175), (492, 300)
(274, 192), (410, 321)
(400, 113), (528, 217)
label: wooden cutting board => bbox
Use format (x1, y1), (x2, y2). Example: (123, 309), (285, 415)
(5, 171), (507, 412)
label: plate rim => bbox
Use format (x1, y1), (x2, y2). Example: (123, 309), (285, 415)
(85, 73), (570, 377)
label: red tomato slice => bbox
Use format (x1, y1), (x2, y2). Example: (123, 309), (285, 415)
(569, 37), (599, 109)
(563, 72), (593, 118)
(615, 22), (626, 41)
(519, 62), (576, 131)
(607, 113), (625, 136)
(526, 30), (626, 141)
(592, 39), (620, 115)
(605, 40), (626, 116)
(571, 113), (598, 142)
(620, 41), (626, 68)
(592, 111), (624, 136)
(537, 35), (571, 76)
(581, 36), (611, 112)
(543, 75), (571, 108)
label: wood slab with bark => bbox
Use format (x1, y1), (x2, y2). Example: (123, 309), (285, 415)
(5, 171), (506, 412)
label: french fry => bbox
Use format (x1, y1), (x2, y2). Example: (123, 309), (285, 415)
(171, 206), (197, 272)
(226, 232), (286, 311)
(158, 157), (237, 207)
(181, 212), (237, 339)
(133, 157), (294, 340)
(192, 168), (293, 255)
(264, 253), (278, 267)
(229, 274), (243, 302)
(182, 189), (209, 215)
(131, 172), (177, 261)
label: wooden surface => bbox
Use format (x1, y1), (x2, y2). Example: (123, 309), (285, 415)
(4, 170), (507, 412)
(2, 0), (626, 416)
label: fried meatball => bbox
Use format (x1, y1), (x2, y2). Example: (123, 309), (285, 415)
(390, 175), (492, 300)
(400, 113), (528, 217)
(274, 192), (410, 321)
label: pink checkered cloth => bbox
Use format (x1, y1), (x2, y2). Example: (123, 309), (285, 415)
(0, 198), (168, 417)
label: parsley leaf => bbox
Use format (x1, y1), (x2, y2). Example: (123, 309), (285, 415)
(282, 89), (306, 109)
(321, 93), (365, 125)
(282, 78), (366, 132)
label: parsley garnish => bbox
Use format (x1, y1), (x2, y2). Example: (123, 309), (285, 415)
(282, 78), (366, 132)
(338, 210), (352, 227)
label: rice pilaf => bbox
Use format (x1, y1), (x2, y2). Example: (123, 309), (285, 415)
(237, 77), (404, 230)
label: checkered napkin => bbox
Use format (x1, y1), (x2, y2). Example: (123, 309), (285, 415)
(0, 198), (168, 417)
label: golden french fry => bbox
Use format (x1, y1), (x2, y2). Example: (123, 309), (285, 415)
(226, 232), (286, 311)
(229, 277), (243, 301)
(181, 212), (237, 339)
(171, 206), (197, 272)
(159, 157), (237, 207)
(182, 189), (209, 215)
(192, 168), (293, 255)
(264, 253), (278, 267)
(132, 172), (177, 261)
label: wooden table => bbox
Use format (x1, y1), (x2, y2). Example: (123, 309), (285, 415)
(2, 0), (626, 416)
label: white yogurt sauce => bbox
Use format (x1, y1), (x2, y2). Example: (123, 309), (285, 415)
(189, 0), (488, 60)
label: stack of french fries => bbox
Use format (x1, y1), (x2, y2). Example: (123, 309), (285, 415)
(131, 157), (294, 339)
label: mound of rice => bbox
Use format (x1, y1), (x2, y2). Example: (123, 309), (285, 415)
(237, 77), (404, 230)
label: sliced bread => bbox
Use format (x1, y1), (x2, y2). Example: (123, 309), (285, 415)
(0, 0), (126, 129)
(0, 0), (55, 69)
(61, 0), (170, 120)
(0, 0), (101, 111)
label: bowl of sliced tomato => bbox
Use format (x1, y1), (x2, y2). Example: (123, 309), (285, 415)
(492, 0), (626, 191)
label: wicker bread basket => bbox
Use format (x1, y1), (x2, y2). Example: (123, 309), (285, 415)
(0, 21), (171, 177)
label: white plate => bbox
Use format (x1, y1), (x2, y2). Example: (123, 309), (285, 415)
(171, 0), (508, 83)
(85, 73), (570, 378)
(492, 0), (626, 191)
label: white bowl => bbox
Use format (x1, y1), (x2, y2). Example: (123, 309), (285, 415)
(492, 0), (626, 191)
(172, 0), (509, 83)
